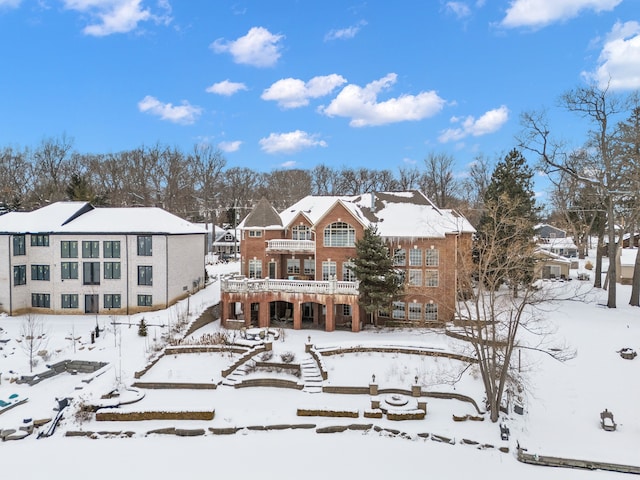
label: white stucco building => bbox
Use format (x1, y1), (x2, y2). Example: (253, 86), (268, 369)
(0, 202), (207, 315)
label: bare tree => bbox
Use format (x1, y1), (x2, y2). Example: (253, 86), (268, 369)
(29, 134), (76, 206)
(20, 314), (48, 373)
(520, 84), (630, 308)
(0, 146), (32, 211)
(190, 144), (227, 224)
(455, 198), (570, 422)
(310, 164), (339, 195)
(420, 152), (459, 208)
(264, 169), (312, 211)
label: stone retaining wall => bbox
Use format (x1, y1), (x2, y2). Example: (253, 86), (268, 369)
(235, 378), (303, 390)
(317, 345), (477, 364)
(517, 449), (640, 475)
(96, 410), (214, 421)
(18, 360), (108, 385)
(131, 382), (217, 389)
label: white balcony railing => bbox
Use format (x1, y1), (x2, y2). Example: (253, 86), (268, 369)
(221, 276), (359, 296)
(266, 239), (315, 252)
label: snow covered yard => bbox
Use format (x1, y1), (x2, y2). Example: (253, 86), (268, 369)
(0, 260), (639, 479)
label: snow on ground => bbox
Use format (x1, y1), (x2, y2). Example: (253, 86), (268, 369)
(1, 258), (639, 479)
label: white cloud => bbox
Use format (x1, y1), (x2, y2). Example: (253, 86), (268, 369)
(324, 20), (367, 41)
(210, 26), (284, 68)
(261, 74), (347, 109)
(438, 105), (509, 142)
(501, 0), (621, 29)
(445, 2), (471, 19)
(206, 80), (248, 96)
(0, 0), (21, 8)
(319, 73), (446, 127)
(586, 21), (640, 91)
(62, 0), (171, 36)
(280, 160), (297, 168)
(137, 95), (202, 124)
(259, 130), (327, 155)
(218, 140), (242, 153)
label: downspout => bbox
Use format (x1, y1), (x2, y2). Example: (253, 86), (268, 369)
(165, 235), (169, 309)
(125, 235), (129, 315)
(8, 235), (12, 315)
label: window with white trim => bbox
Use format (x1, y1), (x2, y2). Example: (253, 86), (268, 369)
(409, 248), (422, 266)
(324, 222), (355, 247)
(408, 302), (422, 321)
(322, 261), (336, 280)
(287, 258), (300, 275)
(392, 301), (406, 319)
(304, 258), (315, 276)
(408, 269), (422, 286)
(248, 230), (262, 237)
(248, 259), (262, 279)
(292, 225), (311, 240)
(342, 261), (356, 281)
(425, 303), (438, 321)
(426, 249), (439, 266)
(425, 270), (439, 287)
(393, 249), (406, 266)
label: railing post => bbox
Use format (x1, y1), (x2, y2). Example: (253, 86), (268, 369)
(329, 275), (337, 294)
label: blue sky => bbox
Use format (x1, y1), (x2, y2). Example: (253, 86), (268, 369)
(0, 0), (638, 186)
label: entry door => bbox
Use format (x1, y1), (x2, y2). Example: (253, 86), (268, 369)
(85, 294), (99, 313)
(268, 262), (276, 279)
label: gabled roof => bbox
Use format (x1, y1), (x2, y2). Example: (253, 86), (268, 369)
(0, 202), (206, 235)
(256, 191), (475, 238)
(241, 197), (283, 229)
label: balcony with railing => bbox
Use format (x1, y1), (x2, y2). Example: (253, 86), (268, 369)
(221, 276), (359, 296)
(266, 239), (315, 253)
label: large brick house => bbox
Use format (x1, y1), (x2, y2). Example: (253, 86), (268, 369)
(0, 202), (207, 315)
(220, 191), (475, 332)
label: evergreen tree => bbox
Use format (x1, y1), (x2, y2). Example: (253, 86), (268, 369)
(476, 149), (539, 291)
(138, 318), (148, 337)
(350, 225), (403, 326)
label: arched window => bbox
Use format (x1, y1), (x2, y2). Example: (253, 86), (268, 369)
(292, 225), (311, 240)
(324, 222), (355, 247)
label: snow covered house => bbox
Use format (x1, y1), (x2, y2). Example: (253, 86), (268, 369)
(220, 191), (475, 332)
(534, 223), (578, 258)
(0, 202), (207, 315)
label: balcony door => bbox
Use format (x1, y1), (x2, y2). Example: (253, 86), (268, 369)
(268, 262), (276, 279)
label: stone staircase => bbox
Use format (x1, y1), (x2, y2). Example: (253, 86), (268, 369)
(221, 359), (254, 387)
(300, 355), (323, 393)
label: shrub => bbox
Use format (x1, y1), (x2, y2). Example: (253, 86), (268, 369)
(280, 351), (295, 363)
(138, 319), (148, 337)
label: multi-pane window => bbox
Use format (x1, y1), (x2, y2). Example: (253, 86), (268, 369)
(409, 248), (422, 266)
(248, 230), (262, 238)
(248, 259), (262, 279)
(13, 265), (27, 286)
(322, 261), (336, 281)
(408, 269), (422, 286)
(426, 249), (439, 267)
(393, 249), (406, 266)
(83, 262), (100, 285)
(408, 302), (423, 321)
(103, 241), (121, 258)
(31, 264), (50, 281)
(61, 241), (78, 258)
(13, 235), (26, 255)
(425, 303), (438, 321)
(138, 266), (153, 286)
(392, 301), (406, 319)
(396, 269), (406, 285)
(137, 235), (152, 256)
(324, 222), (355, 247)
(61, 294), (79, 309)
(104, 294), (122, 309)
(342, 262), (356, 281)
(287, 259), (300, 275)
(304, 258), (315, 276)
(342, 304), (352, 316)
(31, 234), (49, 246)
(31, 293), (50, 308)
(61, 262), (79, 280)
(425, 270), (439, 287)
(292, 225), (311, 240)
(137, 294), (152, 307)
(82, 241), (99, 258)
(104, 262), (121, 279)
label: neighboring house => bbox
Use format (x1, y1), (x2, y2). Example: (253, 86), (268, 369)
(220, 191), (475, 332)
(0, 202), (207, 316)
(535, 223), (578, 258)
(533, 249), (572, 280)
(212, 226), (240, 256)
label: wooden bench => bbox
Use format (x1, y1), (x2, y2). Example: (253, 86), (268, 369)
(600, 409), (616, 431)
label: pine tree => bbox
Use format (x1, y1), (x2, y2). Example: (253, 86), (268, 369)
(477, 149), (539, 291)
(350, 225), (403, 326)
(138, 318), (148, 337)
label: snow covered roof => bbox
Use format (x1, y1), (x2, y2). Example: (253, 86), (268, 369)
(274, 191), (475, 238)
(0, 202), (206, 235)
